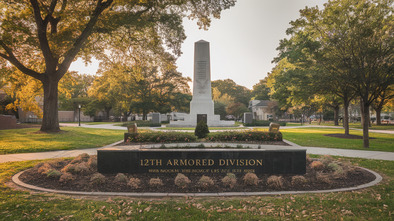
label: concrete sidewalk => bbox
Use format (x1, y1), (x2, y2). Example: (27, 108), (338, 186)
(60, 123), (394, 135)
(0, 139), (393, 163)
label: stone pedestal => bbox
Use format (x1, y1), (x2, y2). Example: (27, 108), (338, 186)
(151, 113), (160, 125)
(243, 112), (253, 124)
(170, 40), (234, 127)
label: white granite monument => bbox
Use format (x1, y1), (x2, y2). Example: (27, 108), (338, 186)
(170, 40), (234, 127)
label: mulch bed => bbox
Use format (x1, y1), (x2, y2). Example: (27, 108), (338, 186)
(19, 158), (376, 193)
(324, 134), (376, 139)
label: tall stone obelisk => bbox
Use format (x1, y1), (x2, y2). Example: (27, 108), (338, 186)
(189, 40), (215, 123)
(169, 40), (234, 127)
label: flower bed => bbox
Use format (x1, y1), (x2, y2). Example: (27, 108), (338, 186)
(126, 132), (197, 143)
(125, 131), (282, 144)
(206, 131), (282, 142)
(18, 154), (377, 193)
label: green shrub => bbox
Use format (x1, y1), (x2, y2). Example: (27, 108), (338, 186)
(320, 155), (334, 167)
(122, 121), (161, 127)
(207, 131), (282, 142)
(291, 175), (307, 186)
(127, 132), (197, 143)
(59, 172), (75, 183)
(316, 172), (331, 184)
(174, 173), (191, 188)
(243, 173), (259, 186)
(114, 173), (128, 183)
(128, 178), (141, 189)
(222, 173), (237, 188)
(90, 173), (105, 185)
(37, 163), (52, 175)
(328, 162), (344, 176)
(87, 155), (97, 169)
(149, 178), (164, 187)
(310, 161), (324, 170)
(244, 120), (286, 127)
(197, 175), (214, 189)
(267, 175), (285, 189)
(46, 169), (62, 179)
(63, 163), (90, 175)
(195, 121), (210, 138)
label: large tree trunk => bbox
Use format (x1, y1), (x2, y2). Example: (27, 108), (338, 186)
(105, 107), (111, 121)
(376, 108), (382, 125)
(361, 102), (370, 148)
(143, 110), (147, 121)
(343, 100), (350, 135)
(40, 79), (60, 132)
(334, 105), (339, 126)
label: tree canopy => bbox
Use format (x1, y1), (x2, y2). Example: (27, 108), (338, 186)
(0, 0), (236, 131)
(271, 0), (393, 147)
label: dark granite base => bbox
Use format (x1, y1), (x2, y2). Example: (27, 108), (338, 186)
(98, 148), (306, 175)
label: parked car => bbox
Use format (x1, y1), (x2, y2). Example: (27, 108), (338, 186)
(381, 116), (392, 124)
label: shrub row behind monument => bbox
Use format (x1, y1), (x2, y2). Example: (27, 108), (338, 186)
(125, 131), (282, 143)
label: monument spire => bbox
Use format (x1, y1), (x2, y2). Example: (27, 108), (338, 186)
(170, 40), (234, 127)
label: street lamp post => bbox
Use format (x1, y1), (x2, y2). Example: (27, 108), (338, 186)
(78, 104), (81, 126)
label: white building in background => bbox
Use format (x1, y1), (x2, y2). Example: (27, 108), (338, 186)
(249, 100), (277, 121)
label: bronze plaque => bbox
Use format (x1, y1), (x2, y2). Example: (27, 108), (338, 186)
(197, 114), (207, 124)
(269, 123), (280, 133)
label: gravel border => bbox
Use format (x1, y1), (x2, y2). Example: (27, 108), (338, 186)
(12, 167), (382, 197)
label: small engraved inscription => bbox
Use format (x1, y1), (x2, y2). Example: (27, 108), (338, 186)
(196, 61), (207, 80)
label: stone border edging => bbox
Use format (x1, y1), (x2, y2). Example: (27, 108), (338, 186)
(12, 167), (382, 197)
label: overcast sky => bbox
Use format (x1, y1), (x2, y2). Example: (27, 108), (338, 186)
(70, 0), (328, 89)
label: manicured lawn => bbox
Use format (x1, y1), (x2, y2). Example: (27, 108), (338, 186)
(84, 122), (118, 125)
(285, 123), (303, 126)
(0, 157), (392, 220)
(307, 122), (394, 130)
(158, 127), (245, 131)
(279, 127), (394, 152)
(0, 127), (124, 154)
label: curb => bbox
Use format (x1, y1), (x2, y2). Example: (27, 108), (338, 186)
(282, 139), (301, 147)
(12, 167), (382, 198)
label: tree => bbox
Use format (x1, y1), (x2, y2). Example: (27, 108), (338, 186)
(252, 79), (270, 100)
(274, 0), (393, 145)
(0, 68), (43, 118)
(0, 0), (235, 132)
(226, 102), (249, 120)
(212, 87), (233, 119)
(371, 86), (394, 125)
(58, 72), (95, 111)
(212, 79), (252, 106)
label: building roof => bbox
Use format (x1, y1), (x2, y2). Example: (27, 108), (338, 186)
(249, 100), (270, 108)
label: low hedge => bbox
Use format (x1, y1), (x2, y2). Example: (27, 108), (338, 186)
(122, 121), (161, 127)
(206, 131), (282, 142)
(244, 120), (286, 127)
(126, 131), (282, 144)
(126, 132), (197, 143)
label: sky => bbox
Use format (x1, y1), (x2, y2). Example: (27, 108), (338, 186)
(70, 0), (328, 89)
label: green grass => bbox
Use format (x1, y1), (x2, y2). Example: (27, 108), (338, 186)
(84, 122), (117, 125)
(158, 127), (245, 131)
(280, 127), (394, 152)
(0, 127), (124, 154)
(0, 157), (392, 220)
(285, 123), (303, 126)
(306, 122), (394, 130)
